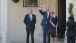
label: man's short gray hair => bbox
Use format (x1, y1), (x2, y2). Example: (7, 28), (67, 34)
(29, 8), (32, 11)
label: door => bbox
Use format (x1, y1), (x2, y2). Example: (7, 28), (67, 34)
(58, 0), (66, 38)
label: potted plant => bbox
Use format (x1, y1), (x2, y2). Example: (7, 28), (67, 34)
(68, 3), (74, 16)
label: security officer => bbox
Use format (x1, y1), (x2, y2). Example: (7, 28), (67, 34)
(66, 16), (76, 43)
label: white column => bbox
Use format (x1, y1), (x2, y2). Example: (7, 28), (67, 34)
(1, 0), (11, 43)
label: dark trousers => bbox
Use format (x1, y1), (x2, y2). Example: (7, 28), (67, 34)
(26, 29), (34, 43)
(67, 36), (75, 43)
(43, 24), (50, 43)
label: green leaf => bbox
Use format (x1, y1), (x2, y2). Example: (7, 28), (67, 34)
(68, 3), (74, 16)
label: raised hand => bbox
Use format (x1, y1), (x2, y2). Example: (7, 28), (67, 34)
(40, 4), (42, 8)
(53, 14), (56, 18)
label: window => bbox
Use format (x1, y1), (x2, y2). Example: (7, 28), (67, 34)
(23, 0), (38, 7)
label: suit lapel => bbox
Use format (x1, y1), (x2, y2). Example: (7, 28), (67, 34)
(45, 12), (47, 19)
(49, 12), (50, 18)
(28, 14), (30, 21)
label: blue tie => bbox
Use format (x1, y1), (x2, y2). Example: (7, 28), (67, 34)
(30, 15), (32, 21)
(45, 13), (49, 24)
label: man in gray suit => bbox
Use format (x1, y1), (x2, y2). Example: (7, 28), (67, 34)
(39, 4), (50, 43)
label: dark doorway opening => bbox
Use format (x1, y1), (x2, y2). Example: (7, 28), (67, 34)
(58, 0), (66, 38)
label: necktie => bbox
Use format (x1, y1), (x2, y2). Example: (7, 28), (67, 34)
(30, 14), (32, 21)
(45, 12), (49, 24)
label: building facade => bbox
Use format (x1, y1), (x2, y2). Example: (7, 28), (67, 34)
(0, 0), (76, 43)
(9, 0), (58, 42)
(0, 0), (58, 43)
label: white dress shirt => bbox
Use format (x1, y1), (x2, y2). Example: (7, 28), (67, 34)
(47, 12), (49, 19)
(39, 8), (42, 10)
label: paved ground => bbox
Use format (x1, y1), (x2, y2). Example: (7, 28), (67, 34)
(0, 39), (76, 43)
(11, 39), (76, 43)
(0, 39), (2, 43)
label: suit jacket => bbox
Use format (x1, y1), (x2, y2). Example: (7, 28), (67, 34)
(24, 14), (36, 30)
(49, 16), (58, 34)
(66, 20), (76, 37)
(39, 9), (50, 26)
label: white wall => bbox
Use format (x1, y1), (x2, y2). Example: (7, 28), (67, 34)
(66, 0), (76, 21)
(66, 0), (72, 21)
(73, 0), (76, 21)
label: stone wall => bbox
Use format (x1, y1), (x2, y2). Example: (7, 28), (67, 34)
(9, 0), (58, 42)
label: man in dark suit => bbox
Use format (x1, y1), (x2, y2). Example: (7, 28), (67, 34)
(23, 8), (36, 43)
(66, 16), (76, 43)
(39, 4), (50, 43)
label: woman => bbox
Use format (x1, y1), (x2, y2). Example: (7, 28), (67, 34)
(49, 12), (58, 43)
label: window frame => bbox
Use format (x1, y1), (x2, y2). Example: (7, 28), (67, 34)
(23, 0), (38, 7)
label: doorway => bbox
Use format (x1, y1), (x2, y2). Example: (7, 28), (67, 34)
(58, 0), (66, 38)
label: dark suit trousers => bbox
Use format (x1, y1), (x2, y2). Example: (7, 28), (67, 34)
(67, 36), (75, 43)
(26, 29), (34, 43)
(43, 24), (50, 43)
